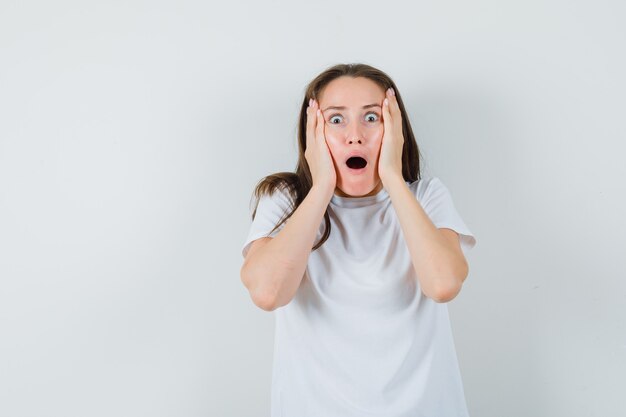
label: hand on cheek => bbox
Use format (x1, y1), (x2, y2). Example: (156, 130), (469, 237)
(305, 98), (337, 195)
(378, 87), (404, 184)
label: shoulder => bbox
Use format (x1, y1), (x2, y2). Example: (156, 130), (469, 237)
(263, 183), (295, 207)
(407, 176), (447, 201)
(250, 181), (296, 218)
(251, 174), (298, 207)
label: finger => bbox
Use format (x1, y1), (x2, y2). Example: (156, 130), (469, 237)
(315, 107), (325, 143)
(306, 98), (316, 148)
(387, 87), (401, 119)
(382, 96), (392, 131)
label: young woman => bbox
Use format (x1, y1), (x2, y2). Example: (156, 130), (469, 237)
(240, 63), (477, 416)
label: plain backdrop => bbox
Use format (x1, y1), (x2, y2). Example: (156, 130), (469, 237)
(1, 1), (625, 416)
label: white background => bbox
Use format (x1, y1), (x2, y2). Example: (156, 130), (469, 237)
(1, 1), (625, 416)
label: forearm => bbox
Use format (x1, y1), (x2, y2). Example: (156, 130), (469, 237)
(243, 185), (333, 309)
(384, 175), (466, 302)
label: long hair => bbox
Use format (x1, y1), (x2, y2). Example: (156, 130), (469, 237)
(249, 63), (422, 251)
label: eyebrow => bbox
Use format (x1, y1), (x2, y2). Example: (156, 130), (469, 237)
(322, 104), (381, 112)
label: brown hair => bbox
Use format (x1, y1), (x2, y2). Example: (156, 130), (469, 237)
(249, 63), (422, 251)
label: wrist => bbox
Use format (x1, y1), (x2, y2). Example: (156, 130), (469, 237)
(310, 184), (335, 201)
(380, 172), (404, 187)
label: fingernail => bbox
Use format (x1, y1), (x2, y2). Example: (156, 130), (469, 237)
(390, 88), (395, 96)
(309, 98), (312, 107)
(317, 109), (321, 116)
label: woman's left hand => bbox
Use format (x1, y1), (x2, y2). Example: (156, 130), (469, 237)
(378, 87), (405, 185)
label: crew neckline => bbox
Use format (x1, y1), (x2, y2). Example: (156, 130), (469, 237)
(330, 186), (391, 208)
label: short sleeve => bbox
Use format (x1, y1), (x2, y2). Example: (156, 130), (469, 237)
(241, 186), (294, 258)
(419, 177), (477, 254)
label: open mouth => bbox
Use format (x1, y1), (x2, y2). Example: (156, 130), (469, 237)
(346, 156), (367, 169)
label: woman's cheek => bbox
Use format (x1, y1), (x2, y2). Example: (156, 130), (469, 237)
(369, 128), (384, 149)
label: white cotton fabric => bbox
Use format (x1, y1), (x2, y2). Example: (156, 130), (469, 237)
(242, 177), (477, 417)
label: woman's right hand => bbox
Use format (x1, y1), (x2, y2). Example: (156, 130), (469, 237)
(305, 98), (337, 195)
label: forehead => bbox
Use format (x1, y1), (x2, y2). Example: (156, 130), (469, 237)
(318, 76), (385, 105)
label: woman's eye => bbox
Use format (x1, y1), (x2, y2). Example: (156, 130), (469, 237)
(329, 115), (343, 124)
(365, 112), (379, 122)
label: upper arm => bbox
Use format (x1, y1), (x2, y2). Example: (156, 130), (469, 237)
(240, 237), (273, 280)
(439, 228), (469, 277)
(420, 177), (477, 253)
(241, 187), (293, 259)
(439, 228), (461, 253)
(245, 237), (272, 261)
(241, 236), (272, 287)
(240, 236), (276, 310)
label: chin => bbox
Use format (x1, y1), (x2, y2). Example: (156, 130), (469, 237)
(336, 180), (378, 197)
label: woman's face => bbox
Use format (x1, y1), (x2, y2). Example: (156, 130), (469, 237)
(317, 76), (386, 198)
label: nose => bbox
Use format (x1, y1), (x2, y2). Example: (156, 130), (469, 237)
(345, 121), (363, 144)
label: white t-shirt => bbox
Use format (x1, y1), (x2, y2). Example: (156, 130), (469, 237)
(241, 177), (477, 417)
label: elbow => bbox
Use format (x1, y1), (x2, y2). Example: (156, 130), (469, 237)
(428, 269), (468, 303)
(430, 285), (461, 303)
(240, 263), (279, 312)
(250, 289), (279, 311)
(421, 257), (469, 303)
